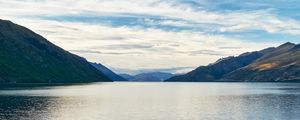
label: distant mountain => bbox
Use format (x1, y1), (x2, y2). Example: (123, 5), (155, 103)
(121, 72), (173, 82)
(166, 42), (300, 82)
(90, 62), (127, 81)
(119, 74), (134, 80)
(0, 19), (111, 83)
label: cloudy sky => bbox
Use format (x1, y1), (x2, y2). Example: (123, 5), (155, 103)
(1, 0), (300, 74)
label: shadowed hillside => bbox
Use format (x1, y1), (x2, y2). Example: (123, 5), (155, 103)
(0, 19), (111, 83)
(90, 62), (127, 81)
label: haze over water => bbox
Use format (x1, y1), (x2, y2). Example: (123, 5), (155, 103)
(0, 83), (300, 120)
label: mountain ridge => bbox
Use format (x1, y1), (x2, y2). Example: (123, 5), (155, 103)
(90, 62), (127, 81)
(223, 42), (300, 82)
(0, 19), (112, 83)
(121, 72), (173, 82)
(166, 42), (300, 82)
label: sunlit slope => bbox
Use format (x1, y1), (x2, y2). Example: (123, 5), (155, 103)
(225, 42), (300, 82)
(167, 42), (300, 82)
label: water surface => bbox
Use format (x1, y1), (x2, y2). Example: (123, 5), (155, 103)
(0, 82), (300, 120)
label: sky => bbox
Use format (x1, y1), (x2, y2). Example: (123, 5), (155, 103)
(1, 0), (300, 75)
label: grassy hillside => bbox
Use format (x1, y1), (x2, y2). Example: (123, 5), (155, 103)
(166, 51), (265, 82)
(224, 42), (300, 82)
(167, 42), (300, 82)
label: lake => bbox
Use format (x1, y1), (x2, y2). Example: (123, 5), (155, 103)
(0, 82), (300, 120)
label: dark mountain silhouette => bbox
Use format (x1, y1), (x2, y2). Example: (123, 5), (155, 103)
(0, 19), (111, 83)
(119, 74), (134, 80)
(90, 62), (127, 81)
(121, 72), (173, 82)
(166, 42), (300, 82)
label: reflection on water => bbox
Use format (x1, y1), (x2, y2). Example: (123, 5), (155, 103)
(0, 83), (300, 120)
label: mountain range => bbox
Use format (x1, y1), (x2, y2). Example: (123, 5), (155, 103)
(166, 42), (300, 82)
(90, 62), (127, 81)
(120, 72), (173, 82)
(0, 19), (111, 83)
(1, 19), (299, 83)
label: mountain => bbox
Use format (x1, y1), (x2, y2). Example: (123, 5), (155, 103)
(166, 42), (300, 82)
(0, 19), (111, 83)
(119, 74), (134, 80)
(90, 62), (127, 81)
(122, 72), (173, 82)
(224, 42), (300, 82)
(165, 51), (266, 82)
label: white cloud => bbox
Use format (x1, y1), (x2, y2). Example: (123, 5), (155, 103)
(10, 18), (276, 72)
(1, 0), (300, 35)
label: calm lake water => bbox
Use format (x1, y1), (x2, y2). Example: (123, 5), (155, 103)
(0, 82), (300, 120)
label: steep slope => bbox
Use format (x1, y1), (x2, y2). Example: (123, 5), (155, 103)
(0, 19), (111, 83)
(224, 42), (300, 82)
(90, 62), (127, 81)
(165, 50), (267, 82)
(167, 42), (300, 82)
